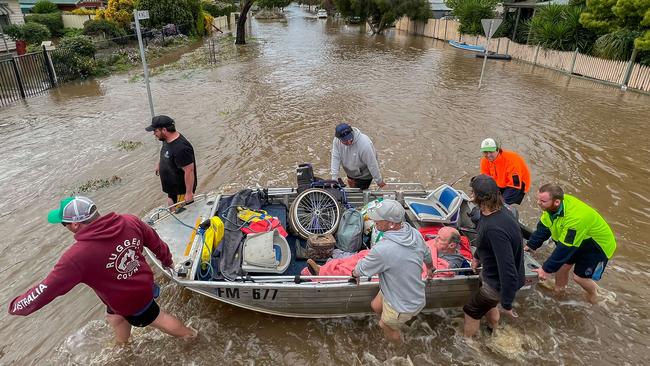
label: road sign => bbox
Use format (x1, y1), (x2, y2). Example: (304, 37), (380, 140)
(136, 10), (150, 20)
(481, 19), (502, 39)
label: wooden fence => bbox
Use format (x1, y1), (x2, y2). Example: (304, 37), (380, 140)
(395, 18), (650, 93)
(212, 15), (229, 31)
(62, 13), (93, 29)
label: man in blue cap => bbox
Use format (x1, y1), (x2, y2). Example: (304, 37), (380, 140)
(330, 123), (386, 190)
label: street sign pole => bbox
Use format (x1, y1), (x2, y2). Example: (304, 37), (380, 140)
(478, 18), (503, 89)
(134, 9), (154, 118)
(478, 20), (493, 89)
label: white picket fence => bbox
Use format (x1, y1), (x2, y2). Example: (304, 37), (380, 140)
(395, 18), (650, 92)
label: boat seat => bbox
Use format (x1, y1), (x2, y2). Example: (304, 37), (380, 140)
(242, 229), (291, 274)
(404, 184), (467, 224)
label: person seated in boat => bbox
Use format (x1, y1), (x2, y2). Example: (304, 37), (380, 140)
(330, 123), (386, 190)
(302, 227), (468, 278)
(479, 138), (531, 205)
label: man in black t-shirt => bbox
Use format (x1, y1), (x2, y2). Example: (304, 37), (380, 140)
(145, 115), (197, 208)
(463, 175), (525, 337)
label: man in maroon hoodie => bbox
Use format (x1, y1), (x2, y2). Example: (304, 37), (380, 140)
(8, 196), (196, 343)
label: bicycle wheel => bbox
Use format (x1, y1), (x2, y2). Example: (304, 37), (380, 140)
(289, 188), (341, 239)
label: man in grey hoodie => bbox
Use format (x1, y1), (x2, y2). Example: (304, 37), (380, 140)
(330, 123), (386, 190)
(352, 199), (434, 342)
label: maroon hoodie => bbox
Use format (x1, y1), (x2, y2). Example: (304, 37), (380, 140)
(9, 213), (173, 317)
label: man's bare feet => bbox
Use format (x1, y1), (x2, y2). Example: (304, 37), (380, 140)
(585, 287), (599, 304)
(306, 259), (320, 275)
(183, 326), (198, 340)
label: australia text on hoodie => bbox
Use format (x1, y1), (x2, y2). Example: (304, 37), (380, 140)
(9, 213), (173, 317)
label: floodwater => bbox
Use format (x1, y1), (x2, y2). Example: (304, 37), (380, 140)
(2, 4), (650, 365)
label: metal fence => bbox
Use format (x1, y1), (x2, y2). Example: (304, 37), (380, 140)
(0, 47), (56, 107)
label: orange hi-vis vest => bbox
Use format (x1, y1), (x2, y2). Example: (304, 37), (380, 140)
(480, 149), (531, 192)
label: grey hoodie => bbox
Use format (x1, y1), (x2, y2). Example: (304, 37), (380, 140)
(330, 127), (383, 184)
(355, 223), (432, 313)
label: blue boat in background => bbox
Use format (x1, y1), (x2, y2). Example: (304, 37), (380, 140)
(448, 40), (485, 53)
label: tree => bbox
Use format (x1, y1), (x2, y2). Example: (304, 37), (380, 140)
(31, 0), (59, 14)
(527, 4), (596, 52)
(236, 0), (255, 44)
(580, 0), (650, 60)
(96, 0), (135, 30)
(333, 0), (432, 34)
(134, 0), (204, 35)
(445, 0), (498, 35)
(258, 0), (291, 10)
(25, 12), (64, 36)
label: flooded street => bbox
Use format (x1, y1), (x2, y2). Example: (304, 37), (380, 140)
(2, 4), (650, 364)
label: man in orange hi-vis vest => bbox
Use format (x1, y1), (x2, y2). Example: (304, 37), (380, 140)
(479, 138), (531, 205)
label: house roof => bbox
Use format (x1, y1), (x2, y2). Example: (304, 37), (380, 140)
(0, 4), (13, 15)
(504, 0), (569, 8)
(19, 0), (80, 12)
(429, 0), (451, 12)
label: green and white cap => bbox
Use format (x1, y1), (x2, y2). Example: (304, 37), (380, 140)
(48, 196), (96, 224)
(480, 138), (498, 152)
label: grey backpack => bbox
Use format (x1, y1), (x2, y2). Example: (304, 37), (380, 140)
(336, 208), (363, 252)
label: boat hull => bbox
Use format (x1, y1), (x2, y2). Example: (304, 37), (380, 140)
(144, 186), (540, 318)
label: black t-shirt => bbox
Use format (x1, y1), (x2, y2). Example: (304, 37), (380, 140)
(475, 208), (525, 310)
(159, 134), (197, 195)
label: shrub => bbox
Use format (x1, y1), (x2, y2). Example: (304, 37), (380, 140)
(95, 0), (135, 30)
(58, 35), (96, 57)
(51, 35), (97, 78)
(202, 1), (237, 17)
(31, 0), (59, 14)
(203, 11), (214, 35)
(593, 29), (641, 60)
(19, 23), (50, 45)
(62, 27), (84, 38)
(70, 7), (96, 16)
(446, 0), (498, 35)
(83, 19), (128, 44)
(2, 24), (24, 41)
(25, 12), (64, 36)
(136, 0), (202, 35)
(527, 4), (596, 52)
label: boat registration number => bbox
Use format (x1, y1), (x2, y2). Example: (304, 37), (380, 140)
(215, 288), (279, 300)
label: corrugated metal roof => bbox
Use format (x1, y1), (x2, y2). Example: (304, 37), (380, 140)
(20, 0), (80, 4)
(429, 0), (451, 11)
(0, 4), (12, 15)
(504, 0), (569, 7)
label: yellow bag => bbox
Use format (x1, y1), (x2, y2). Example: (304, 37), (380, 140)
(237, 207), (271, 223)
(202, 217), (224, 265)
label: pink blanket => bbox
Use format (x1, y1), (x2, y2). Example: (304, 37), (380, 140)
(300, 240), (464, 279)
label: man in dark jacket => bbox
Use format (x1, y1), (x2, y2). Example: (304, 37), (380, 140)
(463, 175), (525, 337)
(8, 196), (196, 344)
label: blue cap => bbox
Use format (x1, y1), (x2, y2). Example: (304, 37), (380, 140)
(335, 123), (353, 142)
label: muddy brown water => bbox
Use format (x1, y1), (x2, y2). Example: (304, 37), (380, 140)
(2, 5), (650, 365)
